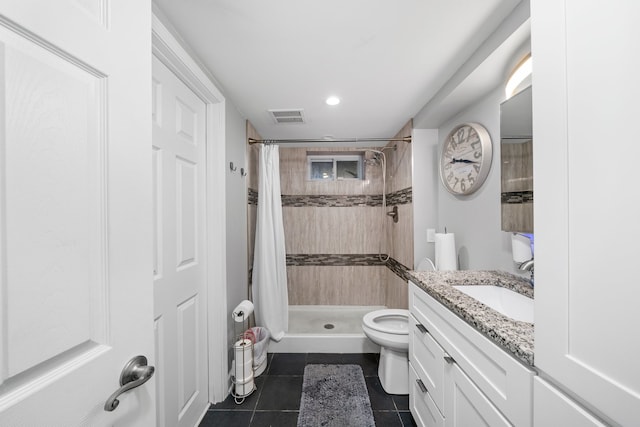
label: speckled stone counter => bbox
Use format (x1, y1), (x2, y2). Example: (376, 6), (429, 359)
(407, 270), (535, 366)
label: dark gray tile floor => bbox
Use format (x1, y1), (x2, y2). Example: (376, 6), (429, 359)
(199, 353), (417, 427)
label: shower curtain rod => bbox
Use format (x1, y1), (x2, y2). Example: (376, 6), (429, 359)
(247, 136), (412, 145)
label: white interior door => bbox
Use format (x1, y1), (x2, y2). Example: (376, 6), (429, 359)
(152, 55), (209, 427)
(0, 2), (154, 426)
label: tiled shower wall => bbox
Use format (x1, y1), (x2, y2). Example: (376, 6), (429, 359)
(247, 120), (414, 309)
(280, 146), (387, 306)
(384, 120), (414, 308)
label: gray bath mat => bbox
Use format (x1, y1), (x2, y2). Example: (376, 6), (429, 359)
(297, 364), (375, 427)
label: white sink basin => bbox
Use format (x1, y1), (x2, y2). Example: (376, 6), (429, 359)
(454, 285), (534, 323)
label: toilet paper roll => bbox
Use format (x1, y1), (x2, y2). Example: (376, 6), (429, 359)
(235, 375), (254, 397)
(232, 300), (254, 323)
(435, 233), (457, 271)
(511, 233), (533, 263)
(234, 338), (254, 381)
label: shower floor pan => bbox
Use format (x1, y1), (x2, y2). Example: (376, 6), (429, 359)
(268, 305), (384, 353)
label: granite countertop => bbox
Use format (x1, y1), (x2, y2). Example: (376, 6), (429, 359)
(407, 270), (535, 367)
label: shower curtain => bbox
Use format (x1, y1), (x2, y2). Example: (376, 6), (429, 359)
(252, 144), (288, 341)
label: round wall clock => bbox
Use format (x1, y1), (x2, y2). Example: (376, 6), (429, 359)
(439, 122), (493, 196)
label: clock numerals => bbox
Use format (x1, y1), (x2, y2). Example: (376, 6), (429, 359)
(444, 146), (456, 158)
(440, 123), (492, 196)
(467, 172), (475, 184)
(456, 127), (467, 143)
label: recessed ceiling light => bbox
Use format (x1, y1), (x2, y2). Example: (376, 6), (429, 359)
(325, 96), (340, 106)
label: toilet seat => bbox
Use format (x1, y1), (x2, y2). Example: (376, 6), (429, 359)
(362, 309), (409, 335)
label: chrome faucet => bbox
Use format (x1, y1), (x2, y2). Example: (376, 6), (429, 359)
(519, 259), (534, 286)
(519, 259), (534, 271)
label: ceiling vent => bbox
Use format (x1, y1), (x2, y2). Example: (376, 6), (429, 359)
(268, 109), (305, 124)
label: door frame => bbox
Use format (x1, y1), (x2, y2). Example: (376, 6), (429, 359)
(151, 11), (228, 403)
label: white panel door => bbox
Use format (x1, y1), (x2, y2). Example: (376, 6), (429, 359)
(532, 0), (640, 425)
(0, 1), (154, 426)
(152, 55), (208, 427)
(444, 363), (510, 427)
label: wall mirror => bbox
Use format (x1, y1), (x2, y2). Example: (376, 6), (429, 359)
(500, 86), (533, 233)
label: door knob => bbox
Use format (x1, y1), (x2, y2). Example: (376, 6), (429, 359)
(104, 355), (155, 412)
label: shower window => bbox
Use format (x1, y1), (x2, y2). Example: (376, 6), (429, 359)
(307, 153), (364, 181)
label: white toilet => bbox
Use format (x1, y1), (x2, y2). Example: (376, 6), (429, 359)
(362, 309), (410, 394)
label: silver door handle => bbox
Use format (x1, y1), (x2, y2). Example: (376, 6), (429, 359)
(416, 378), (428, 393)
(104, 355), (155, 412)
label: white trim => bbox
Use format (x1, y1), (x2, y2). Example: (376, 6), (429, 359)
(151, 13), (229, 404)
(151, 14), (224, 103)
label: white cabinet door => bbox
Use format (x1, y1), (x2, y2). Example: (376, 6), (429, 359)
(534, 378), (607, 427)
(531, 1), (640, 425)
(0, 1), (154, 426)
(444, 363), (510, 427)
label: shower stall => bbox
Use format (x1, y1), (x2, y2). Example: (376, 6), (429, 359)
(246, 121), (415, 353)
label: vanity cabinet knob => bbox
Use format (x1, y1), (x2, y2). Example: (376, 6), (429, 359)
(444, 355), (455, 365)
(416, 378), (428, 393)
(416, 323), (428, 334)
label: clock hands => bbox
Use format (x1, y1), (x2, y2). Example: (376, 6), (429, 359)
(450, 157), (478, 164)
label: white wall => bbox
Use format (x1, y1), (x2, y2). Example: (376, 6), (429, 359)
(432, 86), (526, 275)
(412, 129), (439, 269)
(224, 103), (248, 365)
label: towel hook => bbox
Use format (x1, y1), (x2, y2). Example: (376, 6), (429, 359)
(229, 162), (237, 172)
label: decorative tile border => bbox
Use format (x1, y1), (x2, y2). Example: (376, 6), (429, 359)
(286, 254), (387, 266)
(248, 187), (413, 208)
(284, 253), (412, 281)
(281, 194), (383, 207)
(386, 187), (412, 206)
(386, 257), (413, 281)
(249, 254), (411, 285)
(501, 191), (533, 204)
(248, 188), (258, 205)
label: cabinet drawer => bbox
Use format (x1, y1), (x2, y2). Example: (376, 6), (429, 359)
(410, 282), (534, 427)
(410, 315), (446, 412)
(445, 362), (511, 427)
(410, 363), (445, 427)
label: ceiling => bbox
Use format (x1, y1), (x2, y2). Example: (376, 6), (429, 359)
(153, 0), (526, 142)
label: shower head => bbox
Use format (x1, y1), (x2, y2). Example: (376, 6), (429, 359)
(364, 150), (384, 166)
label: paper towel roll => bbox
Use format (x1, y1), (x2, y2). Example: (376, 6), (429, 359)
(435, 233), (457, 271)
(511, 233), (533, 263)
(232, 300), (254, 323)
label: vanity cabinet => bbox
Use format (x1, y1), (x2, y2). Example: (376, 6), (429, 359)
(408, 282), (535, 427)
(531, 0), (640, 425)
